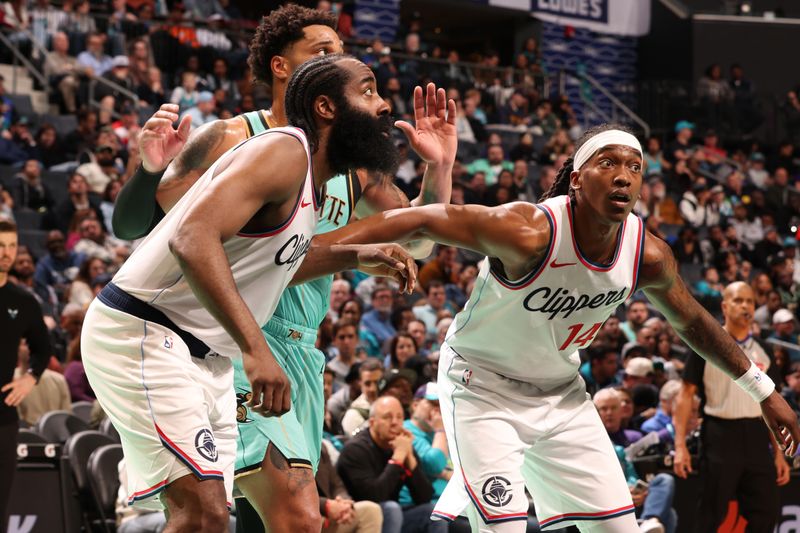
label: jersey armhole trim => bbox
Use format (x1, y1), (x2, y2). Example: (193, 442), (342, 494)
(489, 203), (556, 290)
(240, 114), (254, 138)
(627, 216), (646, 299)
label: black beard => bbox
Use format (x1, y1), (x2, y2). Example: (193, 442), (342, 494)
(327, 102), (400, 177)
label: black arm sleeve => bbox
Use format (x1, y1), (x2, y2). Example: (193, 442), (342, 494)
(24, 296), (51, 379)
(111, 165), (167, 240)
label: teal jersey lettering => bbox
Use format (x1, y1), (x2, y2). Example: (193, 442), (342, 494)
(241, 111), (361, 330)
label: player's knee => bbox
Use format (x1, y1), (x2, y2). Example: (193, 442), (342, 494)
(285, 502), (321, 533)
(198, 504), (231, 533)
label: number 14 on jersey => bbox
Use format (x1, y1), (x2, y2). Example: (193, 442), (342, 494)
(559, 322), (603, 351)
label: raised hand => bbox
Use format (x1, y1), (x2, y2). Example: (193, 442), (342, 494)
(139, 103), (192, 173)
(394, 83), (457, 168)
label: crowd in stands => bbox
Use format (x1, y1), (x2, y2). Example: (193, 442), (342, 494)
(3, 0), (800, 531)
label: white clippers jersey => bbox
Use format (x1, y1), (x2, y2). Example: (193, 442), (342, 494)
(112, 127), (321, 356)
(445, 195), (645, 390)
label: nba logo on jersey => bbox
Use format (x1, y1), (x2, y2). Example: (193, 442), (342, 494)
(462, 368), (473, 386)
(195, 429), (218, 462)
(163, 336), (173, 349)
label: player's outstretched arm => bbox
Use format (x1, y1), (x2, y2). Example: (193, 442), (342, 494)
(112, 104), (238, 239)
(169, 134), (307, 417)
(291, 242), (418, 293)
(318, 202), (550, 280)
(640, 232), (800, 456)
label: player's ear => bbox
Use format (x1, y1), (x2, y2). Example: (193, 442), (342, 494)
(315, 95), (336, 121)
(271, 55), (290, 82)
(570, 169), (582, 191)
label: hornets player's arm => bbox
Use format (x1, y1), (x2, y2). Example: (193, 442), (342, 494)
(317, 201), (550, 279)
(112, 106), (247, 240)
(169, 133), (307, 415)
(639, 231), (800, 455)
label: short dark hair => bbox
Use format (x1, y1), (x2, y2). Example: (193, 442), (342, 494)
(0, 219), (17, 233)
(248, 4), (337, 86)
(359, 358), (384, 374)
(332, 318), (357, 337)
(285, 54), (352, 153)
(427, 280), (445, 293)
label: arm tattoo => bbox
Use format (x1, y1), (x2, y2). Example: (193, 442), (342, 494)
(163, 121), (228, 187)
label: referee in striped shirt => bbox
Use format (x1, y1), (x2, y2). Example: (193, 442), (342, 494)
(672, 281), (790, 532)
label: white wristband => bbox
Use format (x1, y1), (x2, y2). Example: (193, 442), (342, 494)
(734, 361), (775, 403)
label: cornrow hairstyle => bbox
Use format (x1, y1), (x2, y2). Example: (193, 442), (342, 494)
(248, 4), (337, 86)
(538, 123), (634, 202)
(285, 54), (352, 153)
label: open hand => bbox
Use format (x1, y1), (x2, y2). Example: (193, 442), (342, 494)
(139, 103), (191, 173)
(394, 83), (457, 168)
(2, 373), (36, 407)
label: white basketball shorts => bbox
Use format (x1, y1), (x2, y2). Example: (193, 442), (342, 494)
(81, 299), (236, 510)
(432, 342), (634, 531)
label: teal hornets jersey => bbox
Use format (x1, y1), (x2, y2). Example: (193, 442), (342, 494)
(241, 111), (361, 329)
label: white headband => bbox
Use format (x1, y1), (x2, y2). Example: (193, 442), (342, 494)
(573, 130), (642, 171)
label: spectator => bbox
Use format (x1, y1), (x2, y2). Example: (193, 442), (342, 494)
(95, 55), (137, 114)
(180, 91), (219, 128)
(594, 389), (676, 532)
(580, 345), (620, 396)
(770, 308), (800, 362)
(44, 31), (83, 114)
(136, 65), (166, 108)
(622, 357), (656, 391)
(783, 92), (800, 145)
(0, 74), (14, 134)
(316, 443), (383, 533)
(643, 136), (670, 178)
(418, 245), (458, 293)
(361, 285), (396, 352)
(694, 266), (724, 299)
(63, 337), (94, 402)
(49, 171), (103, 235)
(782, 361), (800, 416)
(466, 144), (513, 187)
(406, 319), (430, 357)
(328, 363), (363, 435)
(328, 279), (351, 321)
(387, 333), (418, 372)
(196, 14), (232, 51)
(620, 300), (649, 342)
(68, 256), (106, 308)
(15, 339), (71, 426)
(679, 180), (718, 228)
(205, 57), (240, 106)
(170, 71), (201, 112)
(77, 32), (113, 77)
(337, 396), (445, 533)
(665, 120), (694, 166)
(29, 0), (67, 49)
(32, 124), (70, 169)
(0, 219), (50, 528)
(413, 281), (453, 336)
(10, 246), (58, 318)
(730, 64), (759, 133)
(328, 319), (362, 388)
(341, 358), (384, 436)
(640, 379), (682, 437)
(73, 216), (126, 265)
(63, 108), (98, 159)
(33, 230), (83, 295)
(399, 383), (450, 509)
(76, 144), (122, 196)
(9, 159), (53, 213)
(111, 104), (140, 148)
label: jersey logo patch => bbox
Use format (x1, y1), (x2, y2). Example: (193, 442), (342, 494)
(481, 476), (513, 507)
(276, 233), (312, 271)
(549, 260), (577, 268)
(462, 369), (472, 386)
(236, 392), (253, 424)
(7, 308), (18, 319)
(164, 336), (173, 349)
(194, 429), (218, 462)
(301, 199), (312, 208)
